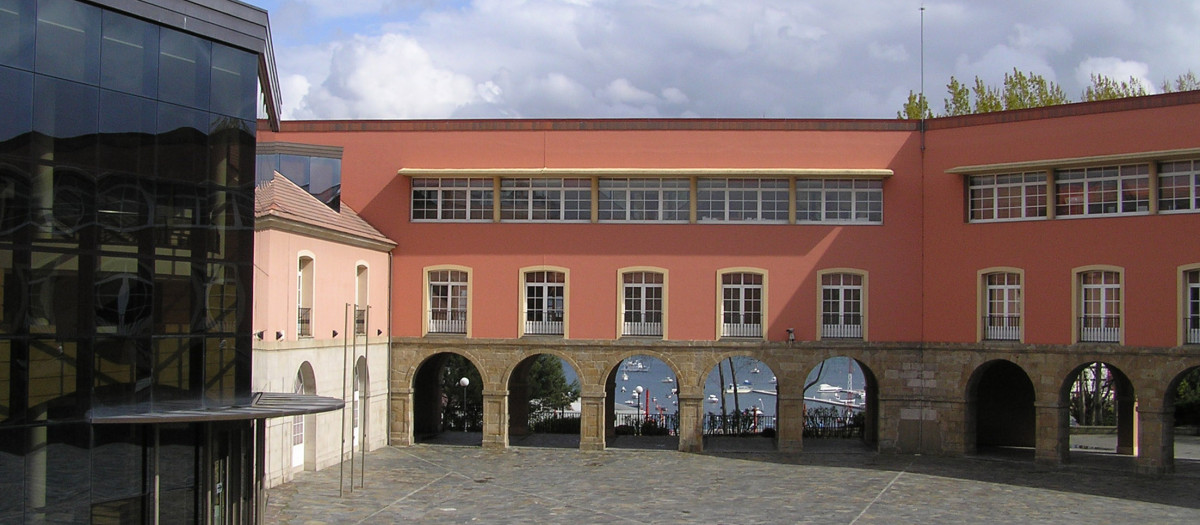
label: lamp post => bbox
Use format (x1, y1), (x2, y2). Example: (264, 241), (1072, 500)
(634, 385), (644, 432)
(459, 377), (470, 432)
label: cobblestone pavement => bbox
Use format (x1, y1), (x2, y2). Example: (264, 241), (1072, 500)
(265, 436), (1200, 524)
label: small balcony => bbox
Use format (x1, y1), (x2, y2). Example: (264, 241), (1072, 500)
(1186, 316), (1200, 344)
(429, 309), (467, 334)
(983, 315), (1021, 341)
(821, 314), (862, 339)
(623, 321), (663, 337)
(354, 308), (367, 335)
(1079, 315), (1120, 343)
(525, 320), (564, 336)
(721, 322), (762, 338)
(297, 307), (312, 338)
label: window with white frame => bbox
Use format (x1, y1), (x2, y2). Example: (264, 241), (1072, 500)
(355, 265), (368, 335)
(411, 178), (494, 221)
(500, 178), (591, 221)
(796, 179), (883, 223)
(1079, 270), (1121, 342)
(721, 272), (763, 337)
(983, 272), (1021, 341)
(698, 179), (788, 222)
(821, 273), (863, 339)
(428, 270), (468, 334)
(622, 271), (664, 337)
(525, 271), (565, 335)
(1159, 160), (1200, 213)
(598, 178), (690, 222)
(1186, 269), (1200, 344)
(968, 173), (1047, 222)
(297, 256), (313, 338)
(1055, 165), (1150, 217)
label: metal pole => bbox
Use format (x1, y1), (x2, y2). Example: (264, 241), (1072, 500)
(339, 303), (349, 497)
(360, 304), (369, 488)
(347, 303), (355, 492)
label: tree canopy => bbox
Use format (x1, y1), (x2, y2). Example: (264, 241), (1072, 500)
(528, 354), (580, 414)
(898, 69), (1199, 119)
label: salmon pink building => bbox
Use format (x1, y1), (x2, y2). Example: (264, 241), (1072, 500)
(256, 91), (1200, 474)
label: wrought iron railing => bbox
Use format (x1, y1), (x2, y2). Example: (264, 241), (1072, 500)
(821, 319), (862, 339)
(614, 413), (679, 436)
(429, 309), (467, 334)
(983, 314), (1020, 341)
(525, 320), (564, 335)
(354, 308), (367, 335)
(1187, 316), (1200, 344)
(297, 307), (312, 337)
(703, 413), (776, 435)
(622, 321), (663, 337)
(721, 322), (762, 338)
(1078, 315), (1120, 342)
(803, 409), (863, 438)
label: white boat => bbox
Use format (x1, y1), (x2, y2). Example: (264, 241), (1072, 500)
(724, 384), (752, 394)
(707, 394), (719, 403)
(661, 377), (674, 383)
(624, 400), (637, 406)
(622, 372), (628, 381)
(622, 359), (650, 372)
(751, 367), (761, 374)
(769, 376), (777, 384)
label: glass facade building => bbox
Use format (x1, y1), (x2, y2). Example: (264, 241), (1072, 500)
(0, 1), (333, 522)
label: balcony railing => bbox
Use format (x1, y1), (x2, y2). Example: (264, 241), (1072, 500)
(821, 315), (862, 339)
(429, 309), (467, 334)
(297, 307), (312, 337)
(1079, 315), (1120, 343)
(722, 322), (761, 338)
(622, 321), (663, 337)
(983, 315), (1021, 341)
(525, 320), (563, 336)
(1187, 316), (1200, 344)
(354, 308), (367, 335)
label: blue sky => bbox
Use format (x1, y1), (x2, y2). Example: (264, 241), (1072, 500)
(244, 0), (1200, 120)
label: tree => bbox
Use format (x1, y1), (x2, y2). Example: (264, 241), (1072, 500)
(1162, 71), (1200, 93)
(528, 355), (579, 414)
(1083, 73), (1148, 102)
(441, 354), (483, 431)
(943, 76), (971, 116)
(897, 90), (932, 119)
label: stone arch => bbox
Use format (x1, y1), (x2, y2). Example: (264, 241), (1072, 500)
(354, 356), (369, 450)
(701, 352), (781, 448)
(803, 355), (879, 447)
(411, 350), (486, 440)
(1164, 364), (1200, 473)
(295, 361), (317, 470)
(604, 352), (684, 445)
(965, 359), (1036, 454)
(504, 352), (582, 444)
(1060, 361), (1136, 458)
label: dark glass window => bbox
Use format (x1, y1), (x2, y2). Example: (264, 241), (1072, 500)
(208, 116), (255, 187)
(96, 172), (152, 247)
(205, 336), (235, 404)
(208, 189), (253, 262)
(0, 428), (22, 521)
(98, 90), (156, 175)
(0, 66), (33, 158)
(30, 167), (95, 245)
(158, 27), (210, 110)
(0, 0), (35, 70)
(0, 161), (32, 242)
(210, 43), (256, 120)
(153, 251), (197, 332)
(158, 424), (198, 523)
(28, 339), (82, 419)
(27, 423), (91, 517)
(100, 10), (158, 97)
(91, 425), (148, 523)
(0, 341), (12, 422)
(32, 76), (99, 168)
(30, 250), (86, 336)
(93, 336), (151, 411)
(156, 103), (208, 182)
(96, 256), (152, 336)
(153, 338), (197, 404)
(35, 0), (100, 84)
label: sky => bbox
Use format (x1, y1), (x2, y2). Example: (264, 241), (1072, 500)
(245, 0), (1200, 121)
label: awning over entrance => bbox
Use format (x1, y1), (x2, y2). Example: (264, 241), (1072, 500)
(91, 392), (345, 424)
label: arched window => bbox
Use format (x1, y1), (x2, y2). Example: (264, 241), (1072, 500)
(355, 264), (368, 335)
(297, 256), (314, 337)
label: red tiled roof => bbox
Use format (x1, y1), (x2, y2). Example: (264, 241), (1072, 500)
(255, 172), (394, 248)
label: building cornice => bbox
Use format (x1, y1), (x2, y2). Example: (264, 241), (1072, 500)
(398, 168), (894, 178)
(946, 147), (1200, 175)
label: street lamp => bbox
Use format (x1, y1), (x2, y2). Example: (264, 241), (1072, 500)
(634, 385), (644, 424)
(458, 377), (470, 432)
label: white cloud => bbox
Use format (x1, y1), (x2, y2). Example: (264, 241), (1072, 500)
(1075, 57), (1153, 92)
(253, 0), (1200, 119)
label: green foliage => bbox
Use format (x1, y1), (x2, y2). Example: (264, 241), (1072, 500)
(528, 354), (580, 414)
(1176, 368), (1200, 426)
(1161, 71), (1200, 93)
(901, 69), (1197, 119)
(441, 354), (483, 431)
(897, 90), (932, 119)
(1083, 73), (1148, 102)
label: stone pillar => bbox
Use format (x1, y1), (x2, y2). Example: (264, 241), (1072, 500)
(777, 393), (805, 453)
(482, 389), (509, 450)
(676, 394), (704, 452)
(579, 392), (607, 451)
(1115, 375), (1136, 455)
(389, 388), (413, 446)
(1034, 403), (1068, 465)
(509, 374), (531, 437)
(1136, 407), (1173, 475)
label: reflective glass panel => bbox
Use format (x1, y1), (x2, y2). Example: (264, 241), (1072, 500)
(158, 27), (210, 110)
(27, 339), (80, 418)
(26, 423), (90, 519)
(210, 42), (256, 119)
(32, 75), (99, 167)
(98, 90), (156, 175)
(35, 0), (99, 83)
(100, 10), (157, 97)
(0, 161), (32, 242)
(208, 116), (255, 187)
(156, 103), (208, 182)
(0, 0), (35, 70)
(0, 65), (32, 159)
